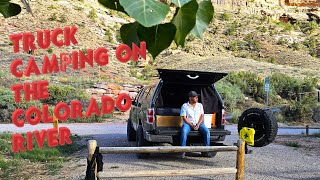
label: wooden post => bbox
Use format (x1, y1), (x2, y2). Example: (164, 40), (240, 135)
(236, 139), (245, 180)
(306, 125), (309, 136)
(88, 140), (98, 180)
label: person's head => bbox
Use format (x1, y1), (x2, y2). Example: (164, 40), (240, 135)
(188, 91), (199, 104)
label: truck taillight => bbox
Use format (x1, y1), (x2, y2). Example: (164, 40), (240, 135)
(222, 109), (226, 125)
(147, 108), (154, 124)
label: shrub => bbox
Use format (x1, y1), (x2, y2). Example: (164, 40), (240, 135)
(244, 34), (260, 51)
(0, 87), (43, 123)
(88, 8), (98, 21)
(283, 22), (294, 32)
(226, 72), (265, 102)
(230, 108), (242, 124)
(215, 80), (245, 110)
(225, 21), (238, 36)
(299, 21), (318, 35)
(228, 40), (246, 51)
(40, 85), (90, 105)
(220, 12), (232, 21)
(48, 14), (57, 21)
(277, 37), (288, 45)
(291, 41), (301, 51)
(303, 36), (318, 57)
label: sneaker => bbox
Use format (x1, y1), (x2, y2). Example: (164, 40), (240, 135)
(181, 152), (186, 159)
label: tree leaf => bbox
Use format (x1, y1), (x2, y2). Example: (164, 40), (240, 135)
(119, 0), (170, 27)
(137, 23), (176, 59)
(0, 1), (21, 18)
(171, 0), (198, 47)
(191, 0), (214, 39)
(98, 0), (127, 14)
(171, 0), (192, 7)
(120, 22), (140, 48)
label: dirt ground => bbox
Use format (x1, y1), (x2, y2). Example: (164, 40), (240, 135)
(274, 135), (320, 157)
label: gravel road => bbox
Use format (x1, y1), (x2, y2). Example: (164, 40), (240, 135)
(1, 123), (319, 180)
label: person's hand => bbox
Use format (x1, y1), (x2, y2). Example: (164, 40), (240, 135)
(190, 124), (197, 130)
(194, 124), (200, 131)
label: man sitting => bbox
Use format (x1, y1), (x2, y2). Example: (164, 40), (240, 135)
(180, 91), (210, 158)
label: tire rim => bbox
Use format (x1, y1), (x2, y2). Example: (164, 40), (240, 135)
(242, 113), (266, 141)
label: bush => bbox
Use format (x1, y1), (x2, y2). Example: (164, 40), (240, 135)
(230, 108), (242, 124)
(215, 80), (245, 110)
(88, 8), (98, 21)
(225, 21), (238, 36)
(228, 40), (246, 51)
(220, 12), (232, 21)
(303, 36), (318, 57)
(271, 73), (317, 100)
(277, 37), (288, 45)
(226, 72), (265, 102)
(41, 85), (89, 105)
(299, 21), (318, 35)
(0, 87), (43, 123)
(282, 95), (318, 121)
(283, 22), (294, 32)
(244, 34), (260, 51)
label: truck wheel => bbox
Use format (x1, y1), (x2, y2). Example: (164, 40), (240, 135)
(127, 119), (136, 141)
(238, 108), (278, 147)
(136, 125), (150, 158)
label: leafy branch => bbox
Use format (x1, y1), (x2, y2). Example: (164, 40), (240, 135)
(0, 0), (32, 18)
(98, 0), (214, 59)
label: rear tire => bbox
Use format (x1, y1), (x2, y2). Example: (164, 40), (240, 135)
(127, 119), (136, 141)
(238, 108), (278, 147)
(136, 125), (150, 159)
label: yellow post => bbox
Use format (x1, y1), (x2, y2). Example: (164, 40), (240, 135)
(236, 139), (245, 180)
(53, 115), (59, 130)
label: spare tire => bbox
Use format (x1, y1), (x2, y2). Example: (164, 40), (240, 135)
(238, 108), (278, 147)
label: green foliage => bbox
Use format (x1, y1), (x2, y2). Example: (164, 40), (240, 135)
(137, 23), (177, 58)
(215, 80), (245, 110)
(270, 72), (317, 100)
(88, 8), (98, 21)
(226, 72), (265, 102)
(299, 21), (318, 35)
(0, 133), (84, 178)
(244, 34), (260, 51)
(225, 21), (238, 36)
(291, 41), (301, 51)
(58, 14), (67, 23)
(230, 108), (242, 124)
(41, 85), (89, 105)
(285, 141), (300, 148)
(172, 0), (198, 46)
(303, 36), (318, 57)
(47, 48), (53, 53)
(48, 5), (57, 10)
(48, 13), (57, 21)
(220, 12), (231, 21)
(277, 37), (288, 45)
(99, 0), (214, 59)
(282, 22), (293, 32)
(0, 87), (43, 122)
(191, 0), (214, 39)
(0, 0), (21, 18)
(228, 40), (246, 51)
(121, 0), (170, 27)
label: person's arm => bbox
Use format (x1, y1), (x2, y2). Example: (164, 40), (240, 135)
(195, 104), (205, 130)
(180, 105), (196, 129)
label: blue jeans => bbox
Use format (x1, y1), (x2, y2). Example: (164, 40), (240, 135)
(180, 122), (210, 146)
